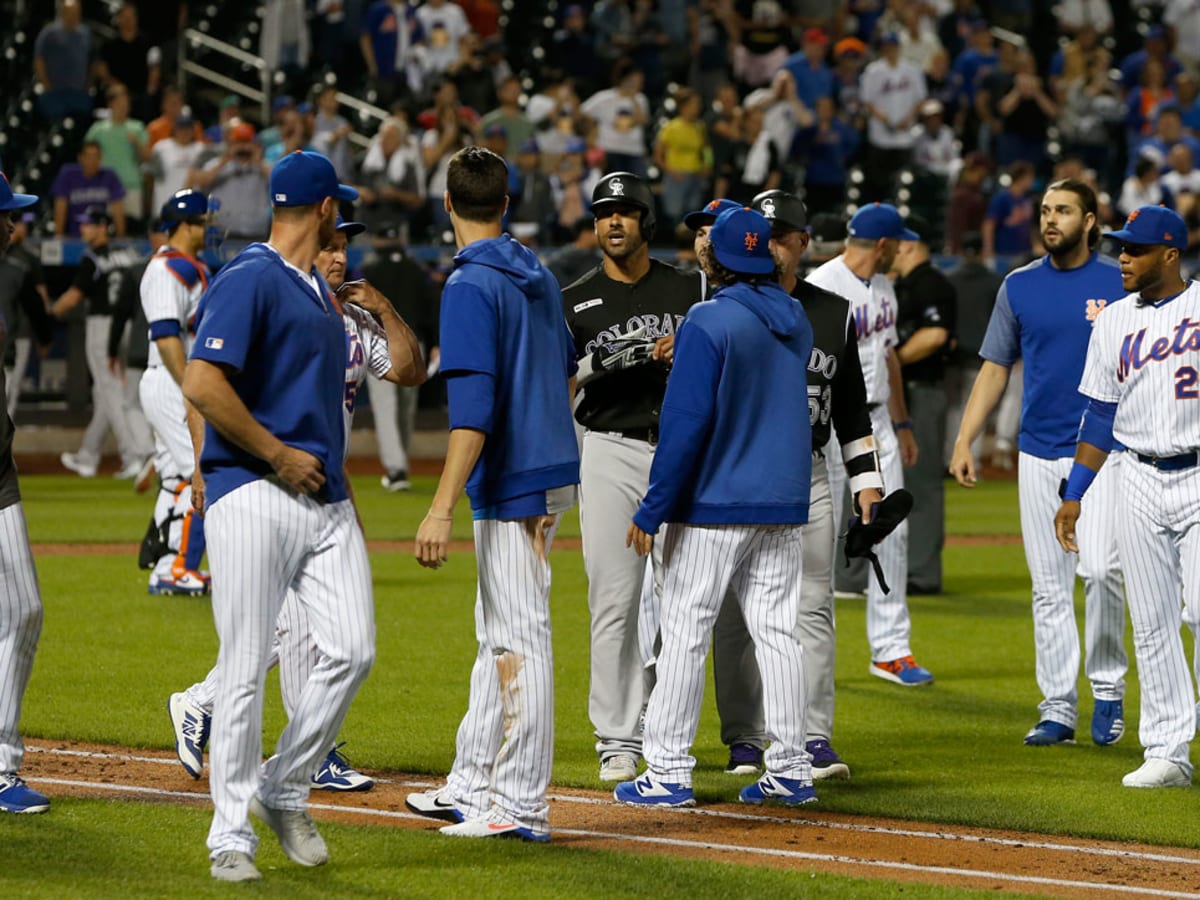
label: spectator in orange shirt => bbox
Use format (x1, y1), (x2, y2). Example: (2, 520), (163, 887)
(147, 86), (206, 146)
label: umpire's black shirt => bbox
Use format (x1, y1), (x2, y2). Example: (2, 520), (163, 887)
(894, 260), (957, 384)
(562, 258), (703, 435)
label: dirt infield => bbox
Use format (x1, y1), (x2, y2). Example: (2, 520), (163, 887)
(22, 740), (1200, 898)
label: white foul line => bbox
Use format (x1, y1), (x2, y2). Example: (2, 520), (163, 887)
(29, 776), (1200, 899)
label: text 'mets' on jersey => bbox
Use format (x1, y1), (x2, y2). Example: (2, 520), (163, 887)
(805, 256), (897, 407)
(341, 302), (392, 460)
(562, 259), (704, 433)
(793, 279), (883, 496)
(141, 246), (209, 367)
(1080, 281), (1200, 457)
(190, 243), (349, 506)
(979, 253), (1125, 459)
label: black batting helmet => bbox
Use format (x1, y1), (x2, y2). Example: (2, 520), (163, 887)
(591, 171), (657, 241)
(751, 189), (809, 232)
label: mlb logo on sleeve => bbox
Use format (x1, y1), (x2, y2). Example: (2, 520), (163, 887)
(205, 337), (224, 350)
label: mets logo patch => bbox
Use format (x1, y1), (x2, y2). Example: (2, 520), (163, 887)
(744, 232), (759, 252)
(1085, 299), (1107, 322)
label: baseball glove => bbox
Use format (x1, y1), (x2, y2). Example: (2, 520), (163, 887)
(843, 489), (913, 594)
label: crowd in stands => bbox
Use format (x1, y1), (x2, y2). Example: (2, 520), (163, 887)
(18, 0), (1200, 274)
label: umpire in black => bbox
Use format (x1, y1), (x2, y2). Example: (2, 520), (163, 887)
(892, 214), (956, 594)
(562, 171), (704, 783)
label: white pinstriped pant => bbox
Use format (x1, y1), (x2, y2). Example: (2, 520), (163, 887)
(645, 522), (810, 786)
(0, 502), (42, 775)
(1018, 452), (1125, 727)
(1117, 458), (1200, 776)
(443, 515), (560, 836)
(205, 479), (374, 858)
(140, 366), (196, 579)
(829, 404), (912, 661)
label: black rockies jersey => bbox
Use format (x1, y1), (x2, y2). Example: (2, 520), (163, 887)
(562, 258), (704, 434)
(72, 243), (143, 318)
(794, 279), (873, 452)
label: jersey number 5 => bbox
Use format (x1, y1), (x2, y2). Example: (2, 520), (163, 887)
(1175, 366), (1199, 400)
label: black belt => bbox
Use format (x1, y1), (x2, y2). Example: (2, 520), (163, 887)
(617, 427), (659, 446)
(1136, 452), (1198, 471)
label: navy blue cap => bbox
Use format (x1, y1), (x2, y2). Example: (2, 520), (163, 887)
(0, 173), (37, 212)
(161, 188), (209, 224)
(518, 138), (540, 154)
(77, 205), (111, 225)
(1147, 24), (1167, 40)
(564, 136), (587, 154)
(270, 151), (358, 207)
(709, 206), (775, 275)
(847, 203), (919, 241)
(684, 197), (742, 231)
(272, 95), (295, 113)
(879, 31), (900, 46)
(1107, 206), (1188, 250)
(336, 214), (366, 238)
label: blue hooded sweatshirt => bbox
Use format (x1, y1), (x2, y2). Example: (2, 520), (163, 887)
(633, 280), (814, 532)
(440, 234), (580, 514)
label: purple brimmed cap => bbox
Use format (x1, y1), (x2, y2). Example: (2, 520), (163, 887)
(270, 151), (359, 207)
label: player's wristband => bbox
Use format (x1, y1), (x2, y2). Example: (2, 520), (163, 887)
(1062, 461), (1098, 502)
(892, 419), (913, 432)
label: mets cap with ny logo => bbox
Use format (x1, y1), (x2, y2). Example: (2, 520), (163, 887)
(709, 206), (775, 275)
(269, 151), (359, 207)
(1107, 205), (1188, 249)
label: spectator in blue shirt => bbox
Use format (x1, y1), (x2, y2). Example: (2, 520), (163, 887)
(1119, 25), (1181, 93)
(795, 96), (860, 214)
(1129, 106), (1200, 174)
(951, 18), (996, 106)
(360, 0), (425, 104)
(1175, 72), (1200, 132)
(784, 28), (836, 109)
(982, 160), (1035, 261)
(34, 0), (93, 121)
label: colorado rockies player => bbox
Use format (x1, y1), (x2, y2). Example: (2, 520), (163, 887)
(408, 147), (579, 842)
(617, 206), (815, 808)
(713, 190), (883, 781)
(561, 171), (704, 782)
(139, 190), (211, 596)
(183, 151), (374, 882)
(0, 175), (49, 815)
(167, 214), (423, 792)
(1055, 206), (1195, 788)
(807, 203), (930, 686)
(952, 179), (1127, 747)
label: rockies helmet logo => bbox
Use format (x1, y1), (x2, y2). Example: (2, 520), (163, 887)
(760, 198), (776, 218)
(744, 232), (759, 251)
(610, 179), (625, 197)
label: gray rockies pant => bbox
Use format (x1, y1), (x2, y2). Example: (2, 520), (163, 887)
(365, 376), (412, 476)
(5, 337), (31, 419)
(579, 430), (660, 760)
(77, 315), (146, 468)
(714, 453), (836, 747)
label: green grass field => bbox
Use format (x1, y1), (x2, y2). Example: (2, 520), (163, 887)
(2, 473), (1191, 897)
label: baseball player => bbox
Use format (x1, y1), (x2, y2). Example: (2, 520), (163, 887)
(168, 214), (423, 792)
(0, 175), (49, 815)
(54, 207), (153, 480)
(713, 190), (883, 781)
(952, 179), (1127, 747)
(138, 190), (212, 596)
(560, 172), (704, 783)
(407, 146), (579, 842)
(183, 151), (374, 882)
(616, 205), (815, 808)
(807, 203), (930, 686)
(0, 211), (54, 420)
(1055, 205), (1194, 788)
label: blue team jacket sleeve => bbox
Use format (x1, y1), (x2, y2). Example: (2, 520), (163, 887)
(633, 323), (723, 534)
(979, 280), (1020, 366)
(446, 371), (496, 433)
(190, 274), (259, 371)
(440, 281), (498, 376)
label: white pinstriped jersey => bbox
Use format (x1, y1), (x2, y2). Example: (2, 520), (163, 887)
(140, 247), (207, 368)
(805, 256), (897, 406)
(341, 303), (391, 461)
(1079, 282), (1200, 456)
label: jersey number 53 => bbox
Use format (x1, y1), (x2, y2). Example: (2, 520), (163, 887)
(808, 384), (832, 427)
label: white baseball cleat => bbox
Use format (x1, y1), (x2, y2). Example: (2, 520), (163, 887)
(1122, 759), (1191, 788)
(60, 452), (97, 478)
(210, 850), (261, 882)
(599, 753), (638, 782)
(249, 798), (329, 866)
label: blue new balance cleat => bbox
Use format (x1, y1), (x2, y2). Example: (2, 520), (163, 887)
(0, 774), (50, 813)
(1023, 720), (1076, 746)
(739, 774), (817, 806)
(614, 772), (696, 807)
(312, 742), (374, 791)
(1092, 700), (1125, 746)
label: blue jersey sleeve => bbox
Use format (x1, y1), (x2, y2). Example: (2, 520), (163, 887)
(446, 371), (496, 433)
(439, 281), (498, 377)
(979, 280), (1020, 366)
(633, 321), (722, 533)
(190, 272), (259, 371)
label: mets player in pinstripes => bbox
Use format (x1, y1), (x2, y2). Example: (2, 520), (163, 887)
(0, 174), (49, 815)
(806, 203), (931, 687)
(407, 147), (579, 842)
(166, 214), (424, 792)
(952, 179), (1128, 748)
(1056, 205), (1198, 788)
(617, 206), (816, 809)
(183, 151), (374, 882)
(138, 189), (212, 597)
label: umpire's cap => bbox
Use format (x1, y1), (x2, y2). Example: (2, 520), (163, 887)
(591, 171), (657, 241)
(751, 189), (808, 232)
(161, 189), (210, 226)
